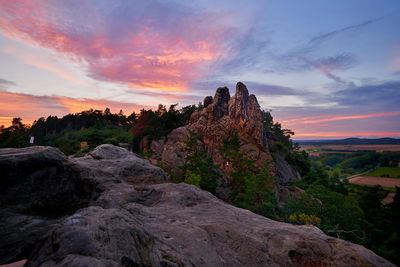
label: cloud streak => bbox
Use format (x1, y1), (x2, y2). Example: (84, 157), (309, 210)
(0, 78), (15, 86)
(255, 18), (382, 83)
(300, 54), (357, 85)
(0, 78), (15, 90)
(281, 112), (400, 125)
(308, 17), (383, 47)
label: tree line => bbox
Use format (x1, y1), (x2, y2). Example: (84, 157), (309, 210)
(0, 104), (199, 154)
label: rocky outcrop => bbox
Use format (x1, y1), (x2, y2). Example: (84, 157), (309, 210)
(148, 82), (298, 187)
(0, 145), (394, 266)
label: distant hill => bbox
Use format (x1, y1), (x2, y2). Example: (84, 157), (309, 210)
(295, 137), (400, 145)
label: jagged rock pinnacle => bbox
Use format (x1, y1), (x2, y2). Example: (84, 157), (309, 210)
(235, 82), (249, 102)
(213, 86), (230, 106)
(203, 96), (213, 108)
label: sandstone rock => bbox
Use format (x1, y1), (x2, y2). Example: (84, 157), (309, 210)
(139, 136), (150, 152)
(212, 86), (230, 118)
(143, 126), (192, 178)
(187, 82), (274, 180)
(143, 83), (304, 189)
(0, 146), (93, 265)
(71, 144), (168, 186)
(277, 185), (305, 206)
(0, 211), (58, 265)
(275, 151), (301, 184)
(203, 95), (213, 108)
(228, 82), (262, 143)
(0, 145), (167, 265)
(0, 146), (92, 216)
(143, 83), (308, 204)
(88, 143), (133, 159)
(26, 183), (394, 267)
(152, 126), (190, 176)
(0, 145), (394, 266)
(1, 259), (27, 267)
(150, 136), (166, 161)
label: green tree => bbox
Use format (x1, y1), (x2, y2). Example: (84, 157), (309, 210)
(235, 164), (278, 218)
(181, 132), (220, 194)
(219, 131), (255, 200)
(0, 117), (29, 148)
(286, 143), (311, 176)
(85, 128), (105, 149)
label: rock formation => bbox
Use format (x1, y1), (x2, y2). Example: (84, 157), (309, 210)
(148, 82), (300, 191)
(0, 145), (394, 266)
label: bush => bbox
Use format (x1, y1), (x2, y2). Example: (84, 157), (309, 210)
(184, 170), (201, 188)
(58, 139), (80, 155)
(289, 213), (322, 225)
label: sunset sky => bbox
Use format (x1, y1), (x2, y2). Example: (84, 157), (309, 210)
(0, 0), (399, 139)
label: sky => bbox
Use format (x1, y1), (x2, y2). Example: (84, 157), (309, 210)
(0, 0), (399, 140)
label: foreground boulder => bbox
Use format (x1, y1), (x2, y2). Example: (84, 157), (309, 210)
(0, 145), (394, 266)
(0, 146), (93, 264)
(0, 144), (166, 265)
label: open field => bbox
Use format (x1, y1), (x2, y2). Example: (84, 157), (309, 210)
(349, 176), (400, 188)
(365, 167), (400, 178)
(300, 144), (400, 156)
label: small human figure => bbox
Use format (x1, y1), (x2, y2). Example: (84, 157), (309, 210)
(29, 135), (34, 145)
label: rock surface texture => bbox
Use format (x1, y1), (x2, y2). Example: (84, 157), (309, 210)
(0, 145), (166, 265)
(0, 145), (394, 266)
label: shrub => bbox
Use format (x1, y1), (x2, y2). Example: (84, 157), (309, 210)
(289, 213), (322, 225)
(184, 170), (201, 188)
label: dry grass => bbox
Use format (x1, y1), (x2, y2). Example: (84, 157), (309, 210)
(300, 144), (400, 156)
(349, 176), (400, 188)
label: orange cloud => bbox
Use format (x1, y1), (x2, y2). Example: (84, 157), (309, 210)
(0, 1), (229, 92)
(53, 96), (150, 114)
(0, 91), (151, 127)
(0, 116), (14, 126)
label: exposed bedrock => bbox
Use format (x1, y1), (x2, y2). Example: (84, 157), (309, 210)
(0, 145), (394, 266)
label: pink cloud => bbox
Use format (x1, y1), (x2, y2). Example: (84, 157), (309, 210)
(0, 1), (233, 91)
(281, 112), (400, 125)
